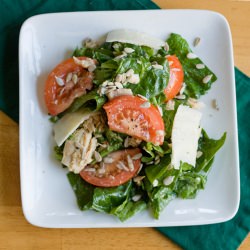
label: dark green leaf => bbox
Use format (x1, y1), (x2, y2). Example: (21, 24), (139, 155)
(67, 172), (94, 210)
(174, 170), (207, 199)
(65, 89), (106, 113)
(145, 155), (171, 184)
(54, 145), (64, 161)
(95, 130), (125, 160)
(105, 129), (124, 144)
(112, 200), (147, 222)
(116, 57), (150, 76)
(112, 42), (154, 59)
(203, 157), (215, 173)
(94, 60), (120, 85)
(92, 181), (132, 213)
(98, 143), (122, 160)
(195, 130), (226, 172)
(167, 33), (217, 98)
(49, 115), (59, 123)
(149, 186), (175, 219)
(125, 57), (170, 99)
(73, 47), (114, 63)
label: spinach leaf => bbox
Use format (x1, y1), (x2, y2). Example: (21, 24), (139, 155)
(73, 47), (114, 63)
(124, 57), (170, 99)
(203, 157), (215, 173)
(67, 174), (145, 221)
(143, 156), (177, 219)
(96, 130), (125, 159)
(174, 171), (206, 199)
(145, 154), (181, 192)
(54, 145), (64, 161)
(111, 200), (147, 222)
(49, 115), (59, 123)
(94, 68), (114, 85)
(167, 33), (217, 98)
(141, 142), (170, 164)
(195, 130), (226, 172)
(149, 186), (175, 219)
(92, 181), (132, 213)
(105, 129), (125, 144)
(116, 57), (150, 78)
(112, 42), (154, 59)
(66, 89), (106, 113)
(67, 172), (94, 210)
(98, 144), (122, 159)
(94, 60), (119, 85)
(162, 108), (176, 140)
(145, 155), (172, 184)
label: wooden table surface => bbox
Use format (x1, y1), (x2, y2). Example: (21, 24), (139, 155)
(0, 0), (249, 249)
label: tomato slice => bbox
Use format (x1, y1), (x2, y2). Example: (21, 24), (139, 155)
(103, 95), (164, 145)
(164, 55), (184, 100)
(44, 57), (94, 116)
(80, 148), (142, 187)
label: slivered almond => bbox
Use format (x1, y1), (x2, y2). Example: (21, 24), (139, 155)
(152, 179), (158, 187)
(117, 161), (129, 171)
(193, 37), (201, 47)
(127, 155), (134, 171)
(94, 151), (102, 162)
(156, 130), (164, 136)
(203, 74), (213, 84)
(196, 151), (203, 158)
(164, 42), (169, 52)
(124, 47), (135, 53)
(163, 176), (175, 186)
(103, 157), (114, 164)
(152, 64), (163, 70)
(66, 72), (73, 83)
(166, 99), (175, 110)
(186, 52), (197, 59)
(132, 153), (143, 160)
(140, 102), (151, 108)
(72, 74), (78, 84)
(84, 168), (96, 172)
(137, 94), (148, 101)
(196, 64), (205, 69)
(175, 94), (186, 100)
(55, 76), (64, 86)
(106, 88), (133, 100)
(132, 194), (142, 202)
(156, 105), (163, 116)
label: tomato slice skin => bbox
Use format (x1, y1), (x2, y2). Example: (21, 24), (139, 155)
(103, 95), (164, 145)
(80, 148), (141, 187)
(164, 55), (184, 100)
(44, 57), (94, 116)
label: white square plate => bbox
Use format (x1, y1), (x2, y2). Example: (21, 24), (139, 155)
(19, 10), (239, 228)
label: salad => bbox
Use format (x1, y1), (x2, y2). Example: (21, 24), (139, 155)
(44, 29), (226, 221)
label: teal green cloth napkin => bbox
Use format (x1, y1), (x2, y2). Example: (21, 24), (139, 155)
(1, 1), (249, 249)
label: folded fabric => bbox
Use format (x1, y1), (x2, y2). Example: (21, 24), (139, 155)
(0, 1), (249, 249)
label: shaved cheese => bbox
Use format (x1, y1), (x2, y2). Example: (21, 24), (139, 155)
(53, 108), (98, 146)
(171, 105), (202, 169)
(106, 29), (165, 49)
